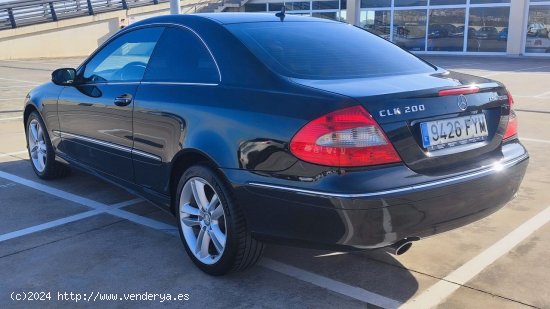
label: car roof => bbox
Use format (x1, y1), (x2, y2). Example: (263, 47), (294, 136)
(129, 13), (337, 28)
(194, 13), (336, 24)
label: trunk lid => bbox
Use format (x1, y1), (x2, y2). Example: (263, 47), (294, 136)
(291, 70), (511, 175)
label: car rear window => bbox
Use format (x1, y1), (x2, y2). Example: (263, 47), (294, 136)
(226, 21), (435, 80)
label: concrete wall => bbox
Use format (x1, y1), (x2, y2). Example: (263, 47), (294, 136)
(0, 1), (204, 60)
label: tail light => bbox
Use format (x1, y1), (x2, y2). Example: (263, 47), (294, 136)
(289, 106), (401, 167)
(503, 90), (518, 140)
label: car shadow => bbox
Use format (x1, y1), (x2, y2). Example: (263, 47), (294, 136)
(0, 157), (419, 305)
(262, 244), (420, 304)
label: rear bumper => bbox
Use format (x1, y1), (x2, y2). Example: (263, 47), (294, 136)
(224, 141), (529, 250)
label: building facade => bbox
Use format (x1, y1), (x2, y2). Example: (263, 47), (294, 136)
(243, 0), (550, 56)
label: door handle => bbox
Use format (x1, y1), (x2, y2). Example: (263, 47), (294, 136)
(114, 94), (133, 107)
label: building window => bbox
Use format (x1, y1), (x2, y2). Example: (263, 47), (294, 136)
(393, 10), (427, 51)
(525, 4), (550, 54)
(312, 12), (338, 20)
(245, 0), (520, 54)
(268, 3), (285, 11)
(467, 7), (510, 52)
(361, 0), (391, 8)
(430, 0), (466, 5)
(394, 0), (428, 7)
(427, 8), (466, 52)
(244, 3), (267, 12)
(361, 10), (391, 40)
(312, 0), (339, 10)
(285, 2), (311, 10)
(470, 0), (510, 3)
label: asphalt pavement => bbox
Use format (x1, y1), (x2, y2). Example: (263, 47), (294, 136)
(0, 56), (549, 308)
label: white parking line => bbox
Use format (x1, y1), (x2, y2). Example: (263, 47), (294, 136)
(110, 198), (144, 208)
(107, 208), (177, 233)
(0, 198), (144, 243)
(0, 210), (104, 242)
(0, 170), (401, 307)
(0, 171), (176, 233)
(261, 258), (402, 308)
(0, 182), (16, 189)
(512, 95), (550, 99)
(0, 77), (41, 84)
(535, 90), (550, 98)
(0, 98), (24, 101)
(0, 171), (109, 209)
(0, 59), (81, 66)
(522, 137), (550, 144)
(0, 116), (23, 121)
(0, 85), (33, 89)
(0, 150), (27, 158)
(402, 206), (550, 308)
(437, 62), (485, 68)
(482, 65), (550, 78)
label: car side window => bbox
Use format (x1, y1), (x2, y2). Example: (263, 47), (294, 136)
(143, 27), (220, 84)
(82, 27), (164, 83)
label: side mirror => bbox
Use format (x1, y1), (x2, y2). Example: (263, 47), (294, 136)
(52, 68), (77, 86)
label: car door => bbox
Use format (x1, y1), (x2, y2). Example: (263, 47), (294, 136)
(132, 26), (221, 194)
(57, 27), (164, 183)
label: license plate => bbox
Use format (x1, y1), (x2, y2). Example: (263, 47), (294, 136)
(420, 114), (488, 151)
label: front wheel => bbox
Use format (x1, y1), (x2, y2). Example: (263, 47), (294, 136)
(176, 165), (264, 275)
(26, 111), (69, 179)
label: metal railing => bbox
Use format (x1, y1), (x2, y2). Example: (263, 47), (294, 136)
(197, 0), (246, 13)
(0, 0), (169, 30)
(184, 0), (213, 14)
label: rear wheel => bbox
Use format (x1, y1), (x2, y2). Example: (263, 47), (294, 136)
(176, 165), (264, 275)
(26, 111), (69, 179)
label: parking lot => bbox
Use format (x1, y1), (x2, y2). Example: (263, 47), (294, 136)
(0, 56), (549, 308)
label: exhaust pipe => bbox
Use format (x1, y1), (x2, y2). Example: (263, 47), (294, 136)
(384, 237), (419, 255)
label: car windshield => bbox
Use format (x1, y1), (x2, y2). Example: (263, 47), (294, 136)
(226, 21), (435, 80)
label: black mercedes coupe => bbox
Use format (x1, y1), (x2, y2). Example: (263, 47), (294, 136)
(23, 13), (528, 275)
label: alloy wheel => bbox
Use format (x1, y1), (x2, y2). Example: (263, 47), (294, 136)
(27, 119), (47, 173)
(179, 177), (227, 265)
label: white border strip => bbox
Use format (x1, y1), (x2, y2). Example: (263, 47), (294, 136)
(248, 153), (528, 199)
(402, 206), (550, 308)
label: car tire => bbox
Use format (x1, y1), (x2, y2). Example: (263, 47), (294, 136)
(176, 164), (264, 275)
(26, 111), (70, 179)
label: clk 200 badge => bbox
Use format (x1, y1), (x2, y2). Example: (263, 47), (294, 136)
(379, 104), (426, 117)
